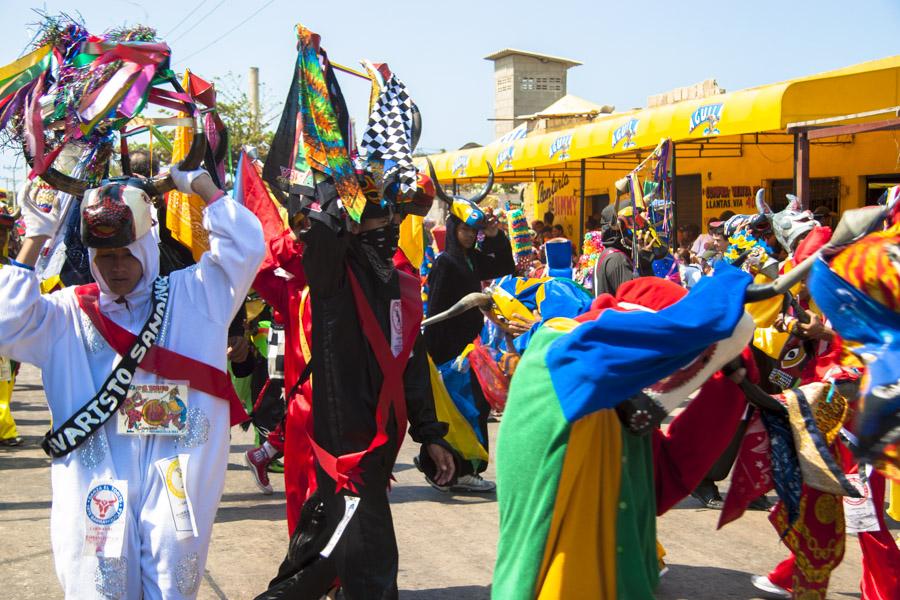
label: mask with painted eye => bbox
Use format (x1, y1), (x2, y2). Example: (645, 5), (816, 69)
(780, 343), (808, 370)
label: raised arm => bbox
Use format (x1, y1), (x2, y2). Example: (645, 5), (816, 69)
(252, 230), (306, 315)
(0, 185), (69, 366)
(173, 169), (266, 325)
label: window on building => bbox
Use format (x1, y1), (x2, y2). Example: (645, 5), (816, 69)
(520, 77), (534, 91)
(496, 76), (512, 93)
(769, 177), (840, 213)
(550, 77), (562, 91)
(536, 77), (547, 90)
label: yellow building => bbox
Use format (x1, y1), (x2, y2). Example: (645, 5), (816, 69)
(418, 55), (900, 242)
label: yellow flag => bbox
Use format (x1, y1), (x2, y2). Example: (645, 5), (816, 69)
(166, 70), (209, 261)
(428, 356), (488, 463)
(398, 214), (424, 269)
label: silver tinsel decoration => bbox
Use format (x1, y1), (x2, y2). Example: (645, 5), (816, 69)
(94, 557), (127, 599)
(174, 552), (201, 596)
(78, 431), (108, 469)
(176, 408), (209, 450)
(80, 312), (107, 354)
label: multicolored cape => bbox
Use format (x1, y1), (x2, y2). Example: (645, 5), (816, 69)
(808, 226), (900, 481)
(494, 267), (752, 599)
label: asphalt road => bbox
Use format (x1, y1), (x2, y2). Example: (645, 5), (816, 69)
(1, 364), (895, 599)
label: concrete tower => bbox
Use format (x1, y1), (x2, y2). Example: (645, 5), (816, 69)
(484, 49), (582, 140)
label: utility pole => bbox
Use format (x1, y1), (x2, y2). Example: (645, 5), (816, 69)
(248, 67), (260, 131)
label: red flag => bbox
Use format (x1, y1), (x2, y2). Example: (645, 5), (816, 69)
(187, 72), (216, 108)
(239, 152), (288, 243)
(718, 411), (774, 529)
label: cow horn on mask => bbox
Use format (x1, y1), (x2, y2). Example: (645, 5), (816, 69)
(26, 115), (207, 199)
(743, 203), (888, 303)
(421, 291), (494, 327)
(755, 187), (818, 252)
(427, 158), (494, 227)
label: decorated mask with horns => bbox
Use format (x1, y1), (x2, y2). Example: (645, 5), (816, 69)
(756, 188), (817, 252)
(80, 178), (155, 248)
(426, 158), (494, 228)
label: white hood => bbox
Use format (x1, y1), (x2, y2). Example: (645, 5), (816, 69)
(88, 228), (160, 315)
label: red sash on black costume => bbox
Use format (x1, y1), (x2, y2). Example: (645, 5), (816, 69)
(74, 284), (249, 426)
(308, 269), (422, 493)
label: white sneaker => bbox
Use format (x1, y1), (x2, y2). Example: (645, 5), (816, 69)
(451, 474), (496, 493)
(751, 575), (790, 598)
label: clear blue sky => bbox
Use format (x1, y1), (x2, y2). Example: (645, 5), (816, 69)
(1, 0), (899, 187)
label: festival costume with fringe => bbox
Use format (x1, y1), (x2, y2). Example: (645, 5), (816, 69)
(493, 269), (754, 599)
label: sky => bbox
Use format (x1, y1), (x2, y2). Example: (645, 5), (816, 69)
(0, 0), (899, 189)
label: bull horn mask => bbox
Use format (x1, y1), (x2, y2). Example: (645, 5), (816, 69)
(427, 157), (494, 227)
(743, 203), (887, 302)
(24, 115), (207, 198)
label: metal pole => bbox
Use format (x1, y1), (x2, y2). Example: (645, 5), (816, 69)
(578, 159), (586, 244)
(794, 130), (810, 210)
(670, 142), (678, 252)
(248, 67), (260, 130)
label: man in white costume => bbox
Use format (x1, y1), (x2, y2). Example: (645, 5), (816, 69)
(0, 167), (264, 599)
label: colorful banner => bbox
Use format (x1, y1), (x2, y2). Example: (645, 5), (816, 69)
(165, 70), (209, 261)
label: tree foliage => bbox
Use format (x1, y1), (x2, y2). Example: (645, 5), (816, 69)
(213, 73), (279, 166)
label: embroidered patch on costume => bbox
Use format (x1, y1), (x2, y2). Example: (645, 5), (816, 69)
(176, 407), (209, 450)
(768, 368), (794, 390)
(154, 455), (198, 539)
(84, 480), (128, 558)
(174, 552), (201, 595)
(320, 496), (361, 558)
(390, 299), (403, 357)
(94, 556), (127, 599)
(79, 431), (109, 469)
(117, 383), (189, 436)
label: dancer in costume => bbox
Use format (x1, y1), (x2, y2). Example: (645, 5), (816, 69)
(591, 202), (660, 295)
(421, 162), (515, 493)
(492, 268), (775, 599)
(0, 195), (22, 446)
(0, 165), (263, 597)
(749, 194), (900, 599)
(254, 27), (454, 600)
(246, 221), (316, 530)
(0, 24), (266, 596)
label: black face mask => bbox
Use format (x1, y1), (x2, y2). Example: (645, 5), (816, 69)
(358, 222), (400, 263)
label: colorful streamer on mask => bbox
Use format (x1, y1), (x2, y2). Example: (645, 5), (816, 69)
(294, 25), (365, 222)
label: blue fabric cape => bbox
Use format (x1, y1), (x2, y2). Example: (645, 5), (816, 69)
(546, 265), (751, 423)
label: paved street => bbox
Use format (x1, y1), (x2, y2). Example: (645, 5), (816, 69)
(1, 364), (894, 599)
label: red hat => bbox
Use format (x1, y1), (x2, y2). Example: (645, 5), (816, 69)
(793, 226), (832, 264)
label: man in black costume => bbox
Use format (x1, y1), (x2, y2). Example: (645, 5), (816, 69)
(254, 26), (455, 597)
(423, 198), (515, 492)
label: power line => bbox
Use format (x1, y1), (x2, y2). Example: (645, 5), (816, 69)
(164, 0), (209, 38)
(173, 0), (276, 66)
(170, 0), (229, 45)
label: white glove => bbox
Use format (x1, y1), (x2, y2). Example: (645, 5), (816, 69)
(169, 165), (208, 195)
(19, 179), (61, 239)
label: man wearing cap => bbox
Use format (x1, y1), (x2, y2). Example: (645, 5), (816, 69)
(0, 167), (264, 598)
(812, 205), (834, 228)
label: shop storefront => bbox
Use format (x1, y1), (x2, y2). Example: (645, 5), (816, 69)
(417, 55), (900, 242)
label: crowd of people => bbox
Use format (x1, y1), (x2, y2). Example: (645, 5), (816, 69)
(0, 15), (898, 600)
